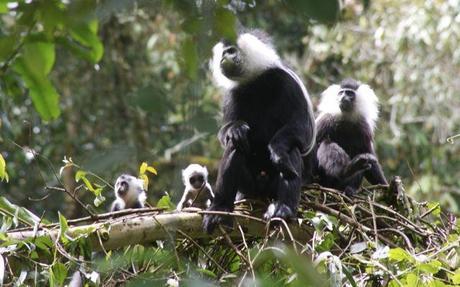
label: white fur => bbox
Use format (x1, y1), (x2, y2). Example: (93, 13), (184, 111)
(210, 33), (282, 90)
(236, 33), (281, 79)
(210, 32), (316, 155)
(182, 164), (208, 189)
(211, 42), (237, 90)
(356, 84), (379, 131)
(114, 174), (146, 207)
(317, 83), (380, 132)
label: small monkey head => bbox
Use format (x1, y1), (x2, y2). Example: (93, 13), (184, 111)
(318, 78), (379, 131)
(114, 174), (145, 202)
(182, 164), (208, 190)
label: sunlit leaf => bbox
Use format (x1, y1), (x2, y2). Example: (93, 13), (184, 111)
(388, 248), (413, 263)
(58, 212), (69, 244)
(0, 196), (42, 226)
(50, 262), (67, 287)
(146, 166), (158, 175)
(417, 260), (442, 274)
(0, 154), (8, 182)
(69, 20), (104, 63)
(156, 194), (175, 210)
(139, 162), (148, 174)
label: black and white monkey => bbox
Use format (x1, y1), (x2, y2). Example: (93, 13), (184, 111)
(110, 174), (147, 211)
(203, 30), (316, 233)
(313, 78), (388, 195)
(176, 164), (214, 210)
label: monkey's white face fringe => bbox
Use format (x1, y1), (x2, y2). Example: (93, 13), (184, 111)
(114, 175), (146, 207)
(318, 83), (379, 132)
(182, 164), (208, 189)
(210, 33), (282, 90)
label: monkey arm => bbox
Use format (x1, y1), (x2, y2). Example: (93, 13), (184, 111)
(176, 188), (194, 211)
(217, 120), (250, 153)
(269, 119), (315, 178)
(363, 148), (388, 185)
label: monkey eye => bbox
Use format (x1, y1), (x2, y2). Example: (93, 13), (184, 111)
(190, 175), (204, 184)
(223, 46), (238, 57)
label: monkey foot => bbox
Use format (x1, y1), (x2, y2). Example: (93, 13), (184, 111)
(263, 202), (295, 221)
(202, 206), (234, 234)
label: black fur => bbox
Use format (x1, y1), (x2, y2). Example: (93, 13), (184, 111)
(313, 82), (387, 195)
(203, 67), (315, 233)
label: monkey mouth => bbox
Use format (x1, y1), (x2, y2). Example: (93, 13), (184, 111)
(116, 181), (129, 196)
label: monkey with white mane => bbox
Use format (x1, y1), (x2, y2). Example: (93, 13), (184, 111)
(203, 30), (316, 233)
(313, 78), (388, 195)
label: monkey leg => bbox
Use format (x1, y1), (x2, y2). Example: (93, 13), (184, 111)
(264, 148), (302, 221)
(203, 147), (254, 234)
(342, 153), (377, 195)
(364, 155), (388, 185)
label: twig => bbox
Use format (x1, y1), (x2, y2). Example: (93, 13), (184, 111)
(177, 229), (227, 274)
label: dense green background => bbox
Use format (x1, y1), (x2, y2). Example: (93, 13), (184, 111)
(0, 0), (459, 220)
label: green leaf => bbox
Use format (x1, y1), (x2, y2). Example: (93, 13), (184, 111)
(139, 162), (148, 174)
(0, 154), (8, 182)
(156, 195), (175, 210)
(427, 202), (441, 217)
(181, 37), (198, 80)
(388, 248), (414, 263)
(286, 0), (340, 24)
(0, 35), (17, 62)
(0, 0), (7, 13)
(13, 41), (60, 121)
(69, 20), (104, 63)
(417, 260), (442, 274)
(75, 170), (87, 181)
(451, 268), (460, 284)
(404, 273), (419, 286)
(213, 7), (237, 41)
(58, 212), (69, 244)
(50, 262), (67, 287)
(0, 196), (42, 226)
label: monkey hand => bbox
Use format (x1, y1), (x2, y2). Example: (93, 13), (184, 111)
(268, 145), (299, 178)
(263, 202), (295, 221)
(345, 153), (377, 178)
(223, 121), (250, 153)
(202, 205), (234, 234)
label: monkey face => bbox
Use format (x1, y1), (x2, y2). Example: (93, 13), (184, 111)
(189, 174), (205, 190)
(338, 88), (356, 112)
(115, 175), (132, 198)
(220, 45), (243, 79)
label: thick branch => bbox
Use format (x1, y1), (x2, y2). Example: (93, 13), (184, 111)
(7, 210), (312, 251)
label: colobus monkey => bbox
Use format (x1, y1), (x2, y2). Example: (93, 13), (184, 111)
(176, 164), (214, 211)
(203, 30), (316, 233)
(313, 78), (388, 195)
(110, 174), (147, 211)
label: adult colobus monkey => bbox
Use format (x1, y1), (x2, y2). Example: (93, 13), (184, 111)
(177, 164), (214, 210)
(314, 79), (387, 195)
(203, 30), (316, 233)
(110, 174), (147, 211)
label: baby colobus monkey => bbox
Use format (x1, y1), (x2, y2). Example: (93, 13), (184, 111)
(110, 174), (147, 211)
(313, 78), (388, 195)
(177, 164), (214, 211)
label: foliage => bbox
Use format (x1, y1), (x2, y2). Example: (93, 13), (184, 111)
(1, 185), (460, 286)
